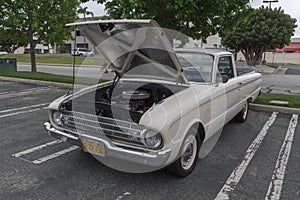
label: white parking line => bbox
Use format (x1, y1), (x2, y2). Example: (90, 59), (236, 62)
(12, 140), (79, 164)
(32, 146), (79, 164)
(0, 82), (13, 86)
(0, 107), (47, 119)
(0, 87), (50, 96)
(215, 112), (278, 200)
(265, 114), (298, 200)
(12, 140), (61, 158)
(0, 103), (49, 114)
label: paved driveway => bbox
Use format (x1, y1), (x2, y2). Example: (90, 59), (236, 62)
(285, 66), (300, 75)
(261, 74), (300, 95)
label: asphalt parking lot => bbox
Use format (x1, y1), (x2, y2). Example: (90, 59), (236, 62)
(285, 66), (300, 75)
(0, 79), (299, 200)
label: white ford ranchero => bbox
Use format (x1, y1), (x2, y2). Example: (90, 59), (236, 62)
(44, 19), (261, 177)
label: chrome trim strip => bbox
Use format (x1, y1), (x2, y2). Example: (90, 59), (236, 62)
(63, 110), (143, 129)
(44, 122), (79, 140)
(80, 133), (163, 158)
(70, 115), (143, 135)
(59, 110), (146, 146)
(44, 122), (171, 166)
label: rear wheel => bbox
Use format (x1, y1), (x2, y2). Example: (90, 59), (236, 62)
(235, 100), (249, 123)
(167, 128), (201, 177)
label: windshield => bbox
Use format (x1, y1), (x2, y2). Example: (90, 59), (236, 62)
(176, 52), (214, 83)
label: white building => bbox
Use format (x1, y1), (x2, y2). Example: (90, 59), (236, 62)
(62, 30), (93, 54)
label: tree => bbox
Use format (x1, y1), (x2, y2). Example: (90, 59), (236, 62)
(0, 0), (79, 72)
(77, 6), (94, 49)
(96, 0), (249, 40)
(0, 29), (27, 53)
(222, 6), (297, 66)
(78, 6), (94, 19)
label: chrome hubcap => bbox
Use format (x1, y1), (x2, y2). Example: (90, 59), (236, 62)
(243, 102), (248, 120)
(181, 135), (197, 170)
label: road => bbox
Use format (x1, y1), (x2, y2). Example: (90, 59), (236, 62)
(0, 79), (299, 200)
(285, 66), (300, 75)
(261, 74), (300, 95)
(260, 65), (300, 95)
(17, 62), (300, 95)
(17, 62), (115, 80)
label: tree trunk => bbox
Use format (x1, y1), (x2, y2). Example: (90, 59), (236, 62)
(241, 48), (264, 66)
(29, 39), (37, 72)
(26, 25), (37, 72)
(4, 46), (12, 53)
(255, 50), (264, 65)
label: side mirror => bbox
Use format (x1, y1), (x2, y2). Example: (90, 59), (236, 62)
(222, 75), (229, 83)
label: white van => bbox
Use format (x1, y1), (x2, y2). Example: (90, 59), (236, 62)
(71, 48), (94, 57)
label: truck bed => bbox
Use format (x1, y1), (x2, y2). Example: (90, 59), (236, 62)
(236, 68), (254, 76)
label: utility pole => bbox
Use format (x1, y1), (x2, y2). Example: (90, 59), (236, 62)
(262, 0), (279, 64)
(263, 0), (278, 8)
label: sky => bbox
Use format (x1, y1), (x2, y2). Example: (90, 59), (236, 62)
(80, 1), (106, 16)
(81, 0), (300, 37)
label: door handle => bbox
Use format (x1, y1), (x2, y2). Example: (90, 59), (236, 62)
(238, 82), (244, 85)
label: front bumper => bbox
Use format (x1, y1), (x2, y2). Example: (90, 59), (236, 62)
(44, 122), (171, 168)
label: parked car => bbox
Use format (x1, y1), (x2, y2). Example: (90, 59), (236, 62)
(44, 19), (261, 177)
(71, 48), (94, 57)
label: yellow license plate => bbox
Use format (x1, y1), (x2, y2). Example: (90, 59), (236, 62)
(81, 138), (105, 156)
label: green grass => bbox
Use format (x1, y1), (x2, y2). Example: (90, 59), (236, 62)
(0, 54), (104, 66)
(265, 63), (279, 68)
(286, 63), (300, 67)
(254, 93), (300, 108)
(0, 71), (107, 85)
(265, 63), (300, 67)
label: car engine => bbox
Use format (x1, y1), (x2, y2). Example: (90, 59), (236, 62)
(115, 90), (151, 113)
(93, 82), (176, 123)
(61, 81), (185, 123)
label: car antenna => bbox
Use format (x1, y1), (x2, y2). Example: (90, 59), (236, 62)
(67, 26), (78, 95)
(73, 27), (78, 90)
(65, 27), (76, 96)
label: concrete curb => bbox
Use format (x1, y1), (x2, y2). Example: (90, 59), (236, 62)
(0, 76), (73, 89)
(272, 65), (281, 74)
(250, 103), (300, 114)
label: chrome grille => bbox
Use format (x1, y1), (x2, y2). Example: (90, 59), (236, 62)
(60, 110), (145, 146)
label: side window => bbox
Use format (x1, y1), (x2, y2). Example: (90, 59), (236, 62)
(218, 56), (234, 79)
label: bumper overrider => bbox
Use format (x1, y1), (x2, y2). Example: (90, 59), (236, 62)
(44, 122), (171, 167)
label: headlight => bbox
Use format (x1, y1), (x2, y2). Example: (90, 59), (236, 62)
(52, 110), (63, 126)
(143, 130), (163, 149)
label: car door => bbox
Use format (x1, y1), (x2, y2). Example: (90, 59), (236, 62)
(217, 55), (242, 122)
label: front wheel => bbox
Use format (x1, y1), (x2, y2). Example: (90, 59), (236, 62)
(235, 100), (249, 123)
(167, 131), (201, 177)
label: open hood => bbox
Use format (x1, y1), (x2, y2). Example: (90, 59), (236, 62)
(66, 19), (189, 84)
